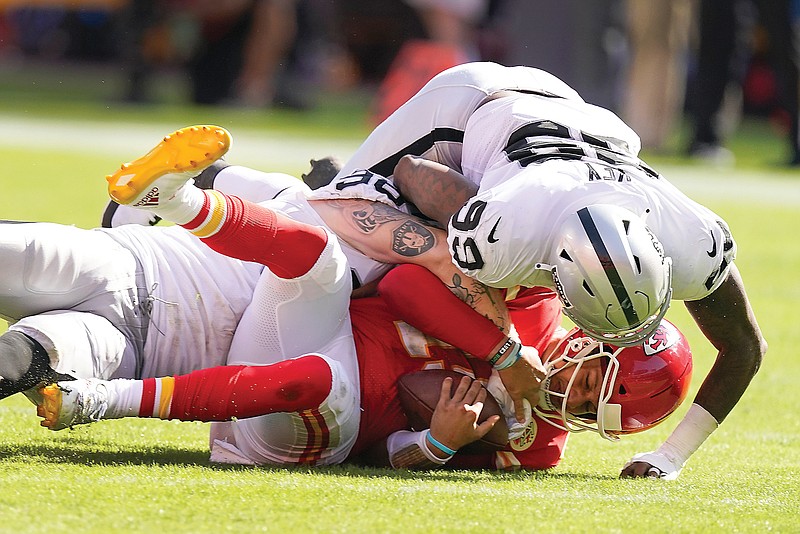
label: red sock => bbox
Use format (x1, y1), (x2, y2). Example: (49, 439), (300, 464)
(184, 193), (328, 278)
(139, 355), (333, 421)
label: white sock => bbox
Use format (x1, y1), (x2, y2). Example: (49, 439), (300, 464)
(100, 379), (144, 419)
(149, 181), (207, 225)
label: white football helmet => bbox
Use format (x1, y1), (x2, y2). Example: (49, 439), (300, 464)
(535, 319), (693, 440)
(545, 204), (673, 346)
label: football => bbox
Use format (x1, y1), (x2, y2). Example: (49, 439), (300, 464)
(397, 370), (509, 454)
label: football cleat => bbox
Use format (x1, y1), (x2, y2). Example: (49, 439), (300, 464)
(106, 125), (231, 206)
(37, 379), (112, 431)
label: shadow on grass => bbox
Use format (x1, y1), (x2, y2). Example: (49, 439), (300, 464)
(0, 440), (211, 467)
(0, 439), (614, 482)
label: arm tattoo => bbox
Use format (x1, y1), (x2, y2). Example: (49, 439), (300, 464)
(447, 273), (508, 331)
(391, 220), (435, 257)
(347, 202), (406, 234)
(343, 200), (437, 257)
(414, 167), (477, 211)
(396, 157), (478, 226)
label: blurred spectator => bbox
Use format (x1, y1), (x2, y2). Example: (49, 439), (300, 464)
(2, 6), (117, 61)
(118, 0), (158, 103)
(333, 0), (425, 85)
(621, 0), (695, 152)
(488, 0), (626, 109)
(186, 0), (304, 108)
(405, 0), (487, 60)
(686, 0), (800, 165)
(371, 0), (490, 124)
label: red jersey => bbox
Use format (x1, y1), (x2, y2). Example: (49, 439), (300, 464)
(347, 296), (568, 470)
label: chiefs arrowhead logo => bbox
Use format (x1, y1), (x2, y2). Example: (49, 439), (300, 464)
(643, 322), (678, 355)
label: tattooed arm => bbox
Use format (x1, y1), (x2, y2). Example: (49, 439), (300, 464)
(309, 198), (510, 331)
(310, 197), (544, 421)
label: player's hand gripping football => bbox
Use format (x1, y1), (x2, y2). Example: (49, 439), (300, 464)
(428, 376), (501, 452)
(498, 345), (546, 422)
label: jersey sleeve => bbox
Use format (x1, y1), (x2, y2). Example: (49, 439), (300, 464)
(308, 168), (410, 212)
(447, 415), (569, 471)
(506, 286), (562, 354)
(657, 203), (738, 301)
(682, 217), (737, 300)
(493, 416), (569, 471)
(377, 264), (506, 359)
(446, 188), (552, 289)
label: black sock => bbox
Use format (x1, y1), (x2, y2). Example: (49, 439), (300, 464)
(193, 160), (231, 189)
(0, 331), (74, 399)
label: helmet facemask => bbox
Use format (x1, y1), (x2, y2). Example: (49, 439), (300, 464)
(535, 320), (693, 441)
(535, 334), (625, 441)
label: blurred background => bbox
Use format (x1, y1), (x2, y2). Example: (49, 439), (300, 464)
(1, 0), (800, 168)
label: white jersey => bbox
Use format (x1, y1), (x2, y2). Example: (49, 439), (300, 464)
(311, 62), (587, 217)
(102, 225), (263, 377)
(461, 92), (642, 189)
(329, 61), (582, 187)
(2, 222), (262, 381)
(312, 63), (734, 303)
(447, 95), (736, 301)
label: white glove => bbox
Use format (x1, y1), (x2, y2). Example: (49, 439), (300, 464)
(623, 451), (681, 480)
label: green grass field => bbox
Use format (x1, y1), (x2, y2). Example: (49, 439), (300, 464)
(0, 69), (799, 533)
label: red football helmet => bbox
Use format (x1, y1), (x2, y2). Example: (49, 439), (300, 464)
(534, 319), (693, 440)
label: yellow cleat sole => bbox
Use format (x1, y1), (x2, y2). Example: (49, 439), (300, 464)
(36, 384), (63, 429)
(106, 125), (231, 205)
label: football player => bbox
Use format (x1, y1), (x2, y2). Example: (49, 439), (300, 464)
(0, 130), (517, 383)
(34, 239), (693, 473)
(299, 62), (765, 480)
(98, 125), (548, 422)
(31, 126), (689, 472)
(0, 127), (543, 462)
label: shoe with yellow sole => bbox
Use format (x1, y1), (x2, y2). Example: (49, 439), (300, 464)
(37, 379), (113, 431)
(107, 125), (231, 207)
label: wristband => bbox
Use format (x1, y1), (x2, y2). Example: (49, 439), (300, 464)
(489, 338), (519, 369)
(425, 430), (457, 457)
(493, 341), (522, 371)
(656, 403), (719, 468)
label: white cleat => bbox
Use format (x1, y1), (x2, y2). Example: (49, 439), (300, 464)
(37, 379), (112, 431)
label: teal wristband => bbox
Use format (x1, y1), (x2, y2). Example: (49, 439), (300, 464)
(493, 341), (521, 370)
(489, 338), (516, 366)
(426, 430), (457, 456)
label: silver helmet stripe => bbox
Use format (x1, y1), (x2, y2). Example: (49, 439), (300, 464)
(576, 207), (640, 327)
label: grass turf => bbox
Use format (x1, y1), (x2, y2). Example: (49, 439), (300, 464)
(0, 75), (798, 532)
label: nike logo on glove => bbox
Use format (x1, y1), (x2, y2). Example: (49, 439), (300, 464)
(487, 218), (502, 243)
